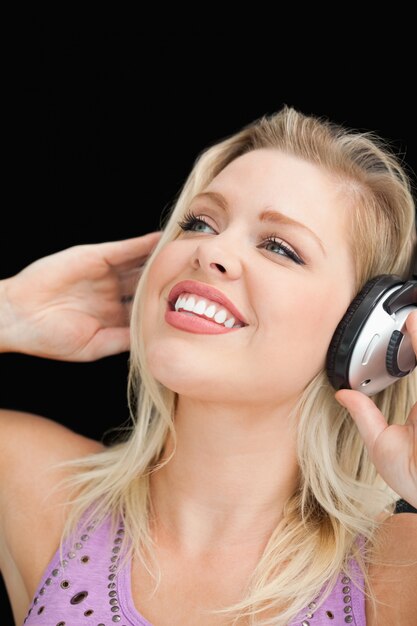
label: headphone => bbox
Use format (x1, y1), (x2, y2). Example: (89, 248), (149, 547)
(326, 245), (417, 396)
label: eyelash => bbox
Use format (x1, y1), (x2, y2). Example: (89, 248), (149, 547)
(177, 210), (305, 266)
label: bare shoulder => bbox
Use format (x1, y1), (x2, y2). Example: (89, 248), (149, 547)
(0, 407), (105, 497)
(379, 513), (417, 544)
(373, 511), (417, 559)
(0, 405), (104, 448)
(0, 408), (106, 600)
(0, 406), (105, 517)
(366, 512), (417, 625)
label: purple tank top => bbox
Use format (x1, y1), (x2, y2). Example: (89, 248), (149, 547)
(23, 511), (366, 625)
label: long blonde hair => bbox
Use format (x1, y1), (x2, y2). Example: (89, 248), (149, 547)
(48, 106), (417, 625)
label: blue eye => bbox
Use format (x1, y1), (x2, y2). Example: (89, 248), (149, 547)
(177, 210), (305, 266)
(177, 212), (214, 233)
(261, 236), (305, 265)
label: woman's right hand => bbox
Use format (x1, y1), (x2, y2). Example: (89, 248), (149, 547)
(0, 231), (162, 361)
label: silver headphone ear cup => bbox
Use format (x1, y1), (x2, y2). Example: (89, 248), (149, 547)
(326, 275), (404, 391)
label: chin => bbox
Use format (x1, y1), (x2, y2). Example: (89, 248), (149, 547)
(145, 350), (234, 400)
(144, 341), (199, 389)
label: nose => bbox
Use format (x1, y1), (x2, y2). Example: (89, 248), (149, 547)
(190, 236), (243, 279)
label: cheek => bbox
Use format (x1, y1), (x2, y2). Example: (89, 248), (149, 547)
(146, 242), (181, 286)
(141, 245), (178, 341)
(259, 278), (350, 367)
(142, 243), (184, 314)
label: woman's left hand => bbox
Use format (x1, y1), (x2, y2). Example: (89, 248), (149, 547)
(335, 311), (417, 510)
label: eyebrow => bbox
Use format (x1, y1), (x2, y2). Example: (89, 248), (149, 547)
(192, 191), (327, 257)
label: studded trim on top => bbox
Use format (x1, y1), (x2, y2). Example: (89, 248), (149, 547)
(23, 521), (97, 624)
(21, 512), (365, 626)
(106, 526), (126, 623)
(293, 573), (356, 625)
(22, 517), (131, 626)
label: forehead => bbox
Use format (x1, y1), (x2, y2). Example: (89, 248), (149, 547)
(204, 149), (344, 221)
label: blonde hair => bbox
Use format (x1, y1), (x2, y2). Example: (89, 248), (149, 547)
(48, 106), (417, 625)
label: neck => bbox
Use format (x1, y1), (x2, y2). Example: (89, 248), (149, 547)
(149, 395), (300, 558)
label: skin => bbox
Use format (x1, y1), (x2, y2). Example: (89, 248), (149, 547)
(1, 150), (416, 624)
(141, 148), (357, 556)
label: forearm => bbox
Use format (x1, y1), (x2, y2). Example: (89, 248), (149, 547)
(0, 278), (17, 353)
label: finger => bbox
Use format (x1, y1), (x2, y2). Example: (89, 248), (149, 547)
(335, 389), (388, 455)
(98, 231), (163, 269)
(82, 326), (131, 360)
(118, 268), (143, 297)
(406, 310), (417, 356)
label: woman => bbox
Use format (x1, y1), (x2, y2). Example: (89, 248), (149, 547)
(0, 106), (416, 625)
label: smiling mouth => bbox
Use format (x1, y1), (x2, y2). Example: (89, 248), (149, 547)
(168, 294), (246, 329)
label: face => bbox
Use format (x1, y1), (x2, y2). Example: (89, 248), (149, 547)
(142, 149), (356, 407)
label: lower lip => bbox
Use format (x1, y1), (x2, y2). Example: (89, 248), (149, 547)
(165, 305), (244, 334)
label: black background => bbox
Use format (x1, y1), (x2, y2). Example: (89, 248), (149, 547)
(1, 25), (416, 623)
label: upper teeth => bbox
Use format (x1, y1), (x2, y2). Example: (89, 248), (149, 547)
(174, 293), (243, 328)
